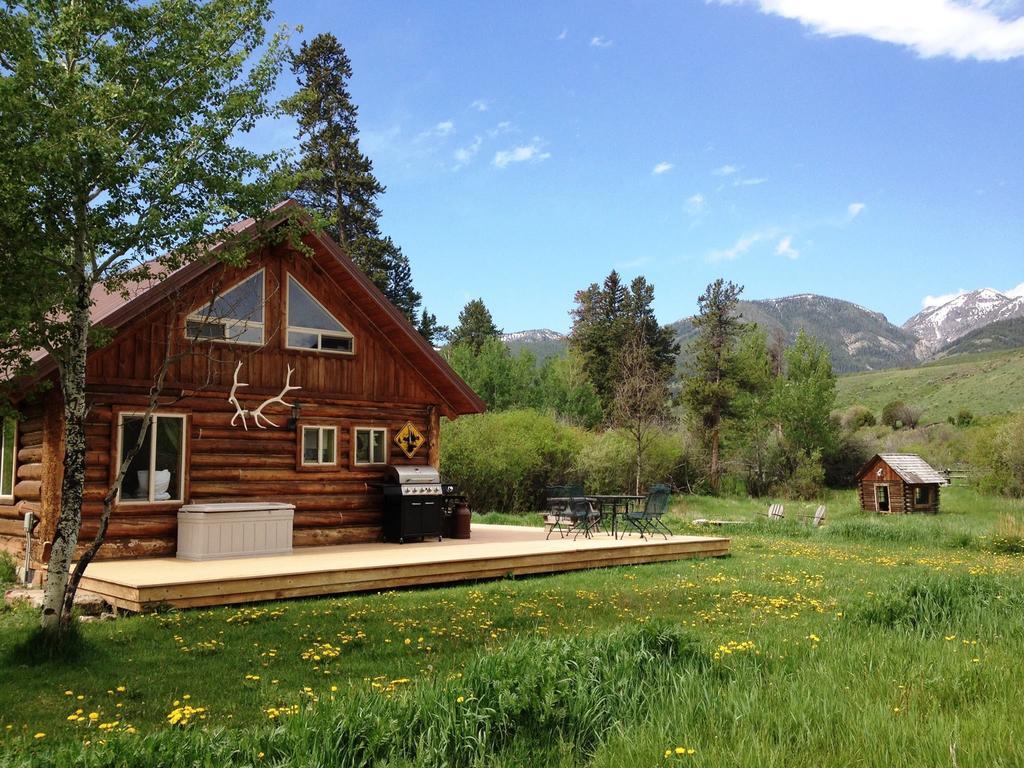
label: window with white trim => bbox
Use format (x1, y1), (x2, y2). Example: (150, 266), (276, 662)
(302, 426), (337, 466)
(354, 427), (386, 465)
(0, 418), (16, 500)
(286, 274), (354, 354)
(117, 413), (186, 503)
(185, 270), (265, 345)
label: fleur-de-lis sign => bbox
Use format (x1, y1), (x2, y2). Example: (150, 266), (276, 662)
(394, 422), (426, 459)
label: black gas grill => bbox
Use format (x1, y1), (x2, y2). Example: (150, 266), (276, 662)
(382, 465), (443, 544)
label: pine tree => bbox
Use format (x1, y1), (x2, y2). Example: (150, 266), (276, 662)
(449, 298), (502, 354)
(286, 33), (432, 327)
(569, 270), (678, 417)
(681, 279), (745, 494)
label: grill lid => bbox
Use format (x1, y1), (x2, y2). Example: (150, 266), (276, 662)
(385, 465), (441, 485)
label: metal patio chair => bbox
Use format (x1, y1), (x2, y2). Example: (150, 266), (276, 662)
(544, 485), (586, 539)
(620, 484), (673, 540)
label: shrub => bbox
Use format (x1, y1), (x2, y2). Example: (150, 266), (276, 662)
(949, 408), (974, 427)
(0, 552), (15, 584)
(574, 427), (694, 494)
(823, 431), (874, 488)
(441, 409), (584, 512)
(840, 405), (876, 430)
(780, 450), (825, 500)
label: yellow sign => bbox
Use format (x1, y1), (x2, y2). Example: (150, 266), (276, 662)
(394, 422), (426, 459)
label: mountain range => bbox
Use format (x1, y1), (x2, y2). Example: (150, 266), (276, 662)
(500, 285), (1024, 374)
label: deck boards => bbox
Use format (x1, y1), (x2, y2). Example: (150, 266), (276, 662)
(77, 524), (730, 611)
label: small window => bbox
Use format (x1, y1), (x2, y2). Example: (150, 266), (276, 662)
(914, 486), (930, 506)
(118, 413), (186, 503)
(302, 426), (337, 466)
(286, 275), (354, 354)
(354, 427), (386, 465)
(0, 418), (16, 500)
(186, 270), (265, 345)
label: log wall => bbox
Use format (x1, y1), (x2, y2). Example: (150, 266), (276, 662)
(13, 239), (477, 562)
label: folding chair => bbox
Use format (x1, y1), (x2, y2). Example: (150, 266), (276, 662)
(620, 484), (673, 540)
(544, 485), (585, 539)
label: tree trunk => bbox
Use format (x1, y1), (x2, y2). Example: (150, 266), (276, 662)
(635, 431), (642, 495)
(709, 424), (721, 495)
(40, 288), (91, 638)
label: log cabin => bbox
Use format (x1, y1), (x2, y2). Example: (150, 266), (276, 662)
(855, 453), (947, 514)
(1, 201), (485, 569)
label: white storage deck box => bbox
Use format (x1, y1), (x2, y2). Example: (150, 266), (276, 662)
(176, 502), (295, 561)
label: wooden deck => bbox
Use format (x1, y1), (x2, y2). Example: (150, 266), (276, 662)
(77, 525), (730, 611)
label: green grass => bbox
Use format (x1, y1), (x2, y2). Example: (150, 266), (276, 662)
(835, 348), (1024, 423)
(2, 487), (1024, 766)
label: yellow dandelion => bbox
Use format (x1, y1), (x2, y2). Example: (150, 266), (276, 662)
(34, 733), (46, 739)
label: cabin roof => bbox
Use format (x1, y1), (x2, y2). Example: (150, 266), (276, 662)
(23, 200), (485, 416)
(856, 453), (948, 486)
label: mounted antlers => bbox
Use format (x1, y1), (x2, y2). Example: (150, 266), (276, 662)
(229, 362), (301, 430)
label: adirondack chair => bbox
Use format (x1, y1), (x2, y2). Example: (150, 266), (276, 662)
(620, 484), (673, 540)
(544, 485), (588, 539)
(797, 504), (826, 527)
(760, 503), (784, 520)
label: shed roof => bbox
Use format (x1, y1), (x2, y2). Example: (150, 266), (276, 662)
(858, 454), (948, 486)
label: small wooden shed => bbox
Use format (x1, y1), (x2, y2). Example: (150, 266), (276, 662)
(855, 453), (948, 514)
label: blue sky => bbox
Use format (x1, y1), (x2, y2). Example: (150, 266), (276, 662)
(257, 0), (1024, 332)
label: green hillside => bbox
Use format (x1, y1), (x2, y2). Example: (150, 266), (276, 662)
(936, 315), (1024, 358)
(835, 348), (1024, 423)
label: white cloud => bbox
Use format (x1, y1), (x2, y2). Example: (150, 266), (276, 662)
(712, 164), (739, 176)
(417, 120), (455, 141)
(590, 35), (613, 47)
(922, 289), (968, 308)
(713, 0), (1024, 61)
(775, 235), (800, 259)
(453, 136), (483, 168)
(652, 161), (674, 175)
(707, 230), (776, 262)
(685, 193), (706, 215)
(470, 99), (490, 112)
(492, 140), (551, 168)
(557, 28), (568, 40)
(847, 201), (866, 219)
(1007, 281), (1024, 298)
(487, 121), (516, 138)
(734, 176), (768, 186)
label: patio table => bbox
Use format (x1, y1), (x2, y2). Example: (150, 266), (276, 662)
(590, 495), (646, 539)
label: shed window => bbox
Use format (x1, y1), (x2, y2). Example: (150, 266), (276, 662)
(118, 414), (186, 503)
(302, 426), (337, 466)
(0, 418), (16, 500)
(914, 486), (931, 506)
(186, 270), (265, 345)
(354, 427), (386, 465)
(286, 275), (354, 354)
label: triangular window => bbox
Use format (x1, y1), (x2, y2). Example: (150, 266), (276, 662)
(185, 270), (265, 345)
(286, 275), (354, 354)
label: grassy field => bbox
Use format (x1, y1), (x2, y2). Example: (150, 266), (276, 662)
(835, 348), (1024, 423)
(1, 487), (1023, 766)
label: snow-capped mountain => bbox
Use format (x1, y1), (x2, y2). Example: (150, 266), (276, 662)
(670, 294), (920, 373)
(501, 329), (568, 361)
(902, 289), (1024, 358)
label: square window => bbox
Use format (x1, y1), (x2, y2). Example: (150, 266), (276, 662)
(354, 427), (386, 465)
(302, 426), (337, 466)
